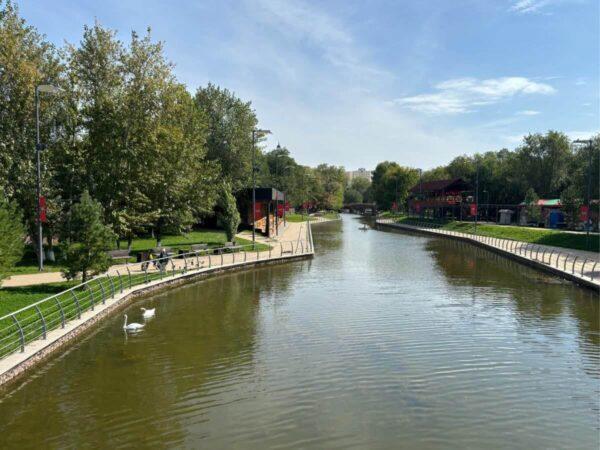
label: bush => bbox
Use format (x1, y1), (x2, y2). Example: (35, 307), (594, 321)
(61, 191), (116, 282)
(216, 182), (240, 242)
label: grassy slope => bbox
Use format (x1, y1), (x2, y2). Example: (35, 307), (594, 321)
(0, 281), (78, 317)
(397, 217), (599, 252)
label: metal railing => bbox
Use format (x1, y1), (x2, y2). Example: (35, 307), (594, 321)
(0, 232), (314, 361)
(376, 218), (599, 284)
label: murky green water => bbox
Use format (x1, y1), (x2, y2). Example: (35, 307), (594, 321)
(0, 216), (598, 449)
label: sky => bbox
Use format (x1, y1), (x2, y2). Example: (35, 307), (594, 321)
(19, 0), (599, 170)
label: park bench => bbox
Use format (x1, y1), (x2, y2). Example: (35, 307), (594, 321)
(216, 241), (238, 254)
(107, 249), (130, 261)
(191, 243), (209, 252)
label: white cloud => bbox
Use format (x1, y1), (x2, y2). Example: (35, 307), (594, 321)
(516, 110), (541, 115)
(393, 77), (555, 114)
(510, 0), (584, 14)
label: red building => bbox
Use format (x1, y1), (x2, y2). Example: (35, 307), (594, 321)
(239, 188), (288, 237)
(408, 178), (473, 219)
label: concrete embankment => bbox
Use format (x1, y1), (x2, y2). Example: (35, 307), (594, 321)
(376, 219), (599, 291)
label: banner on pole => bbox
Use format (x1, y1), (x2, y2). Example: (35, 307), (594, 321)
(470, 203), (477, 216)
(39, 196), (47, 223)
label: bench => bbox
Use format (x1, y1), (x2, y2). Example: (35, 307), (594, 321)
(107, 249), (131, 261)
(191, 244), (209, 252)
(216, 241), (238, 254)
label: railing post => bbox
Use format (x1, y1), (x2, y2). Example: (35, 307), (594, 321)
(107, 274), (115, 298)
(116, 270), (123, 293)
(171, 259), (176, 277)
(184, 257), (188, 273)
(98, 279), (107, 304)
(71, 291), (81, 319)
(126, 265), (132, 289)
(55, 298), (66, 328)
(572, 256), (578, 274)
(209, 254), (212, 268)
(256, 249), (259, 260)
(196, 251), (200, 268)
(11, 315), (25, 353)
(144, 267), (149, 283)
(221, 252), (224, 266)
(581, 259), (588, 277)
(87, 285), (95, 311)
(563, 254), (568, 272)
(591, 261), (598, 280)
(269, 246), (272, 259)
(244, 251), (247, 262)
(34, 305), (46, 339)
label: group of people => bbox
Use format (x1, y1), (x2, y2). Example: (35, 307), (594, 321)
(141, 248), (170, 271)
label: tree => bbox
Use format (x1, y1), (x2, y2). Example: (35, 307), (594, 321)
(371, 161), (418, 210)
(560, 185), (582, 228)
(0, 1), (62, 235)
(194, 84), (258, 193)
(216, 182), (241, 242)
(343, 188), (362, 204)
(0, 194), (25, 280)
(61, 191), (116, 282)
(314, 164), (345, 210)
(524, 188), (541, 225)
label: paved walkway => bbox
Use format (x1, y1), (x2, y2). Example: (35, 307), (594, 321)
(377, 219), (600, 289)
(2, 220), (313, 288)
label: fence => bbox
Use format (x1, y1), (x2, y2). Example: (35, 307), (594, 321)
(0, 229), (313, 361)
(377, 218), (599, 285)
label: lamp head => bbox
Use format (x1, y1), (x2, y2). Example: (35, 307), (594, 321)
(37, 84), (61, 94)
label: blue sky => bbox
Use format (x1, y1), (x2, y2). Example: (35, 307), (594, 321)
(19, 0), (599, 169)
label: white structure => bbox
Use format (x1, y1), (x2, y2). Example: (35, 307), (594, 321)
(346, 168), (372, 183)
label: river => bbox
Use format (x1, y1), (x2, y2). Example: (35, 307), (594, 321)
(0, 215), (598, 449)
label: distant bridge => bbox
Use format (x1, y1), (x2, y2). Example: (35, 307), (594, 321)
(342, 203), (377, 215)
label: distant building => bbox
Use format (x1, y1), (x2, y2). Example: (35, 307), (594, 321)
(346, 168), (372, 183)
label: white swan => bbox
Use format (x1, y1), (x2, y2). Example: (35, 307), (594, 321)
(140, 307), (155, 318)
(123, 314), (144, 331)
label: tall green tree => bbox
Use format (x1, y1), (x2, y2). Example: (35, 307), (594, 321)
(216, 182), (241, 242)
(0, 194), (25, 280)
(0, 0), (62, 233)
(60, 191), (116, 282)
(194, 84), (258, 193)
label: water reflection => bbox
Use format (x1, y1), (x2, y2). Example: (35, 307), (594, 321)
(0, 215), (597, 449)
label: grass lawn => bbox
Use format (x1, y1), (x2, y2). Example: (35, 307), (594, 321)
(396, 217), (599, 252)
(285, 214), (316, 223)
(3, 229), (270, 279)
(0, 281), (78, 317)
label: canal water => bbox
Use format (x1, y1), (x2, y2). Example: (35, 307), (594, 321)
(0, 215), (598, 449)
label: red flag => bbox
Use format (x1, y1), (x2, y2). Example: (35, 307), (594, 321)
(470, 203), (477, 216)
(39, 196), (47, 223)
(580, 205), (589, 222)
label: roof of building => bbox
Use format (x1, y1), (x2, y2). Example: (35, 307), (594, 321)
(518, 198), (562, 207)
(409, 178), (472, 194)
(242, 187), (285, 201)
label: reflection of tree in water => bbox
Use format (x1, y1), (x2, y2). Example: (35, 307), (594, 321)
(427, 238), (599, 376)
(0, 260), (310, 448)
(312, 220), (343, 253)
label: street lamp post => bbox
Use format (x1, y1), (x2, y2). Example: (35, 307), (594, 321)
(251, 128), (271, 249)
(35, 84), (60, 271)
